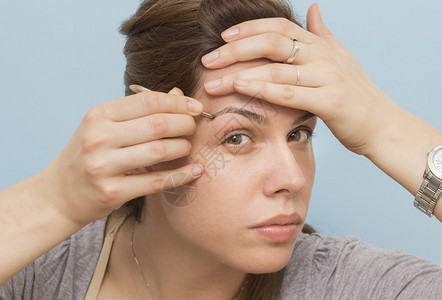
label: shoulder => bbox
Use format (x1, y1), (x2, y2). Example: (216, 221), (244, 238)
(279, 233), (442, 299)
(0, 218), (108, 300)
(38, 217), (108, 271)
(279, 233), (363, 298)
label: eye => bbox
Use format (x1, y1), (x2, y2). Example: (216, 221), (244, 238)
(224, 133), (251, 145)
(287, 129), (312, 142)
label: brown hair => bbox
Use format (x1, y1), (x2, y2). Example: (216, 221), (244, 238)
(120, 1), (307, 299)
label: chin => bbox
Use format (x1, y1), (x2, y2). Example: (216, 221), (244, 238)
(236, 242), (296, 274)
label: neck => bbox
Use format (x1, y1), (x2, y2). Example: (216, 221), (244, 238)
(126, 202), (247, 300)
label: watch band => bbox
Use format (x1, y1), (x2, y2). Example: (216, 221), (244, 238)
(414, 172), (442, 217)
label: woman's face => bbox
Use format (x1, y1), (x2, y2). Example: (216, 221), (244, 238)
(150, 59), (316, 274)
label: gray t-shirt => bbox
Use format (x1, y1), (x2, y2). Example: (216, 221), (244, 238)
(1, 219), (442, 299)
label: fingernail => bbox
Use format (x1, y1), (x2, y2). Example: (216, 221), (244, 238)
(222, 27), (239, 40)
(192, 164), (204, 176)
(187, 100), (204, 114)
(234, 79), (250, 87)
(129, 84), (150, 93)
(201, 50), (219, 65)
(205, 79), (221, 90)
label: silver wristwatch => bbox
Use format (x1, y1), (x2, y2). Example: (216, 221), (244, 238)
(414, 144), (442, 217)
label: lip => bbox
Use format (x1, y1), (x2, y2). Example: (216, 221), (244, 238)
(251, 213), (302, 243)
(252, 213), (302, 228)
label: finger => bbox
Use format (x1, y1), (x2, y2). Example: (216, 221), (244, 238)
(99, 91), (203, 122)
(231, 79), (326, 116)
(113, 113), (196, 147)
(168, 87), (185, 96)
(202, 33), (311, 68)
(118, 163), (204, 200)
(129, 84), (150, 93)
(307, 4), (348, 54)
(220, 17), (318, 44)
(110, 138), (191, 175)
(125, 167), (152, 176)
(130, 85), (184, 96)
(204, 63), (324, 95)
(129, 85), (181, 95)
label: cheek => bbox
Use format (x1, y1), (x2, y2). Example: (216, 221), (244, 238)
(292, 141), (316, 184)
(162, 142), (257, 225)
(159, 167), (253, 260)
(297, 147), (315, 217)
(156, 147), (312, 273)
(163, 157), (252, 225)
(302, 147), (316, 185)
(163, 153), (257, 241)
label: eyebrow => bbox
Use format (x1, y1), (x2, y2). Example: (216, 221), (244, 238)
(208, 106), (316, 127)
(210, 106), (269, 125)
(292, 111), (316, 127)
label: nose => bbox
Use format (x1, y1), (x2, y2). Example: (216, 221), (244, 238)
(261, 144), (307, 198)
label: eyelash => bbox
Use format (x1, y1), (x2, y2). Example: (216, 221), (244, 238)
(221, 130), (252, 148)
(287, 127), (314, 143)
(221, 128), (314, 148)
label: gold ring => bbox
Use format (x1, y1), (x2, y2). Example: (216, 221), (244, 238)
(285, 38), (300, 64)
(295, 66), (301, 86)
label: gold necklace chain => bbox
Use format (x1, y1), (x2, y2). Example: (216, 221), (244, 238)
(131, 220), (158, 300)
(130, 220), (245, 300)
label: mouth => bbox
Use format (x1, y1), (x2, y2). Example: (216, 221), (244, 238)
(251, 213), (302, 243)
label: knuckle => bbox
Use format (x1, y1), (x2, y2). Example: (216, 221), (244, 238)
(84, 105), (105, 124)
(84, 156), (106, 178)
(227, 42), (240, 58)
(282, 85), (296, 101)
(150, 141), (167, 158)
(277, 18), (293, 33)
(81, 130), (109, 153)
(145, 92), (161, 112)
(97, 182), (121, 204)
(174, 96), (188, 113)
(137, 92), (160, 114)
(151, 175), (166, 193)
(259, 83), (270, 98)
(264, 33), (281, 49)
(268, 63), (283, 81)
(149, 115), (168, 135)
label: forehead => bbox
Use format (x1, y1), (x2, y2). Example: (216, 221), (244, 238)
(198, 59), (268, 107)
(204, 59), (269, 82)
(197, 59), (303, 117)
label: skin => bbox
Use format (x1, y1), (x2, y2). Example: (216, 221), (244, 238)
(98, 60), (317, 299)
(0, 79), (205, 285)
(202, 4), (442, 218)
(0, 2), (440, 294)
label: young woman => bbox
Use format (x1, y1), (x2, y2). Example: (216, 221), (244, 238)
(1, 0), (441, 299)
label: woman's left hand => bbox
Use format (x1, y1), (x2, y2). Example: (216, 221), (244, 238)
(201, 4), (442, 210)
(201, 3), (393, 156)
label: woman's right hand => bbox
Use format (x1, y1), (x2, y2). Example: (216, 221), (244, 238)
(39, 88), (204, 226)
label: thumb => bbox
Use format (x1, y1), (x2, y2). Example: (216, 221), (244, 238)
(128, 85), (185, 96)
(168, 87), (185, 96)
(307, 4), (343, 50)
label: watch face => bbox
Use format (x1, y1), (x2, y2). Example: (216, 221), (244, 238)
(429, 145), (442, 178)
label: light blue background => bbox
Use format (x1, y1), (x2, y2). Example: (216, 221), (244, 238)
(1, 1), (441, 264)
